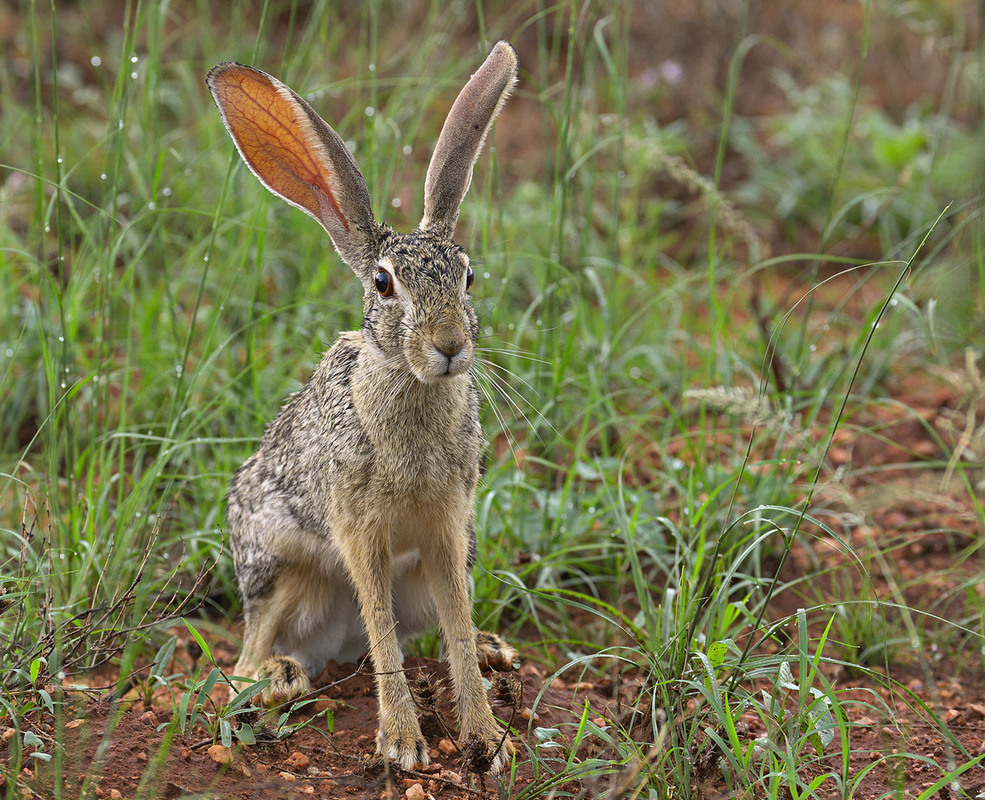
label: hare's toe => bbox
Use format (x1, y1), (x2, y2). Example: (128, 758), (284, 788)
(377, 720), (429, 770)
(476, 630), (518, 671)
(259, 655), (311, 704)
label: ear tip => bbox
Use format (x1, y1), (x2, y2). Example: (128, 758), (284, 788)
(207, 61), (241, 78)
(206, 61), (263, 92)
(490, 40), (519, 74)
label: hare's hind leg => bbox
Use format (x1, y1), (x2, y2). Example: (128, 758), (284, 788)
(234, 589), (313, 704)
(475, 630), (518, 671)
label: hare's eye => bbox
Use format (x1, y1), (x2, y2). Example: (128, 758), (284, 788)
(465, 265), (474, 291)
(374, 270), (393, 297)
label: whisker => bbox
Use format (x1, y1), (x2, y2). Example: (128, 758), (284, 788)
(475, 375), (521, 460)
(476, 363), (555, 440)
(475, 346), (551, 366)
(478, 359), (544, 401)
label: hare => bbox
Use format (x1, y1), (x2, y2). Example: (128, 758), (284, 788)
(207, 42), (519, 773)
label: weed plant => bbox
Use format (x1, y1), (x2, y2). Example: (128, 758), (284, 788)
(2, 0), (985, 797)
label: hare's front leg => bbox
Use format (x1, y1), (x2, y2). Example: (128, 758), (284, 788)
(341, 531), (428, 769)
(426, 527), (514, 774)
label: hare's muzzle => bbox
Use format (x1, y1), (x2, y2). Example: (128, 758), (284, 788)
(429, 321), (473, 376)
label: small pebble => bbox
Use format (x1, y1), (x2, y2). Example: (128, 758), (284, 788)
(404, 783), (427, 800)
(207, 744), (232, 765)
(437, 738), (458, 756)
(439, 769), (462, 784)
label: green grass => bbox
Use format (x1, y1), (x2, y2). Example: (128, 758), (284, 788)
(2, 0), (985, 797)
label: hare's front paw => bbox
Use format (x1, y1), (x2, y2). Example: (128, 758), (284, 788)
(463, 722), (515, 775)
(377, 708), (429, 770)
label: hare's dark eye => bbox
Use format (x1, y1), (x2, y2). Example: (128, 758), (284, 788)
(374, 270), (393, 297)
(465, 265), (474, 291)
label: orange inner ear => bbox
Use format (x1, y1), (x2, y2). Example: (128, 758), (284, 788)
(212, 66), (345, 228)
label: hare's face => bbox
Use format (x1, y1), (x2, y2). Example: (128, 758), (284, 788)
(362, 231), (478, 384)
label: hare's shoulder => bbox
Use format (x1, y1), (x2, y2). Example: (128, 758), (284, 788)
(258, 332), (366, 457)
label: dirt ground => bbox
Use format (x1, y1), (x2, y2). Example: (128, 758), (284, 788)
(24, 650), (616, 800)
(4, 1), (985, 798)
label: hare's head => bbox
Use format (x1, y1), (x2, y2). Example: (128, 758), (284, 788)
(207, 43), (517, 383)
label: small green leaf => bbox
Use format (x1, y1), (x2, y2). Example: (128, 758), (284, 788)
(23, 730), (44, 749)
(227, 678), (269, 712)
(151, 636), (178, 680)
(707, 640), (728, 668)
(235, 724), (256, 745)
(196, 667), (221, 707)
(533, 726), (562, 742)
(178, 691), (192, 733)
(182, 619), (214, 664)
(777, 661), (797, 691)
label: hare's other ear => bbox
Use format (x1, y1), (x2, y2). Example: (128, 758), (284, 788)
(420, 41), (518, 239)
(207, 63), (379, 272)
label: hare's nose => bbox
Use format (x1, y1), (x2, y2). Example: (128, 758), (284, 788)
(432, 325), (467, 359)
(435, 343), (461, 358)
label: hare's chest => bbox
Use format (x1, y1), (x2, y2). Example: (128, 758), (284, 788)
(347, 372), (480, 499)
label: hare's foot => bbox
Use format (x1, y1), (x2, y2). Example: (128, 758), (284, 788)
(462, 719), (515, 775)
(259, 655), (311, 704)
(377, 704), (429, 770)
(476, 631), (518, 671)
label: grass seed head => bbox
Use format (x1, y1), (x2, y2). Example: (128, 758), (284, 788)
(410, 672), (444, 711)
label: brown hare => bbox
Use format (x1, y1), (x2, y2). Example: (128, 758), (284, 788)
(207, 42), (518, 773)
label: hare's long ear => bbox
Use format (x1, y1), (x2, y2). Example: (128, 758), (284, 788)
(420, 41), (518, 239)
(207, 63), (379, 271)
